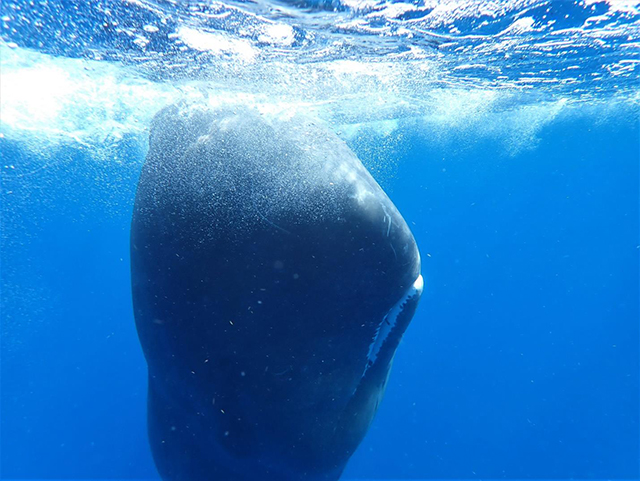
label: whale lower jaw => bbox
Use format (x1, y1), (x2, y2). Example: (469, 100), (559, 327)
(363, 274), (424, 378)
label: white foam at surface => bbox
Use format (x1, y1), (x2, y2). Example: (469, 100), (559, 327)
(259, 23), (296, 46)
(0, 43), (176, 149)
(1, 39), (637, 158)
(176, 27), (257, 61)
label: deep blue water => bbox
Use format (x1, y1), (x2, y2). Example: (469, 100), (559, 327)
(1, 0), (640, 479)
(2, 105), (638, 479)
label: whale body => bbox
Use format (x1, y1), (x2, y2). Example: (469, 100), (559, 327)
(130, 104), (423, 481)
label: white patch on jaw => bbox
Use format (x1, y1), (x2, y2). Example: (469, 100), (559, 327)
(362, 274), (424, 377)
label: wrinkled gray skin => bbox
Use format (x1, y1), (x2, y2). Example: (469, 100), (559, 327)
(131, 104), (422, 481)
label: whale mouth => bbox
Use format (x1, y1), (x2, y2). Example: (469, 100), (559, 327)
(328, 272), (423, 464)
(362, 273), (424, 378)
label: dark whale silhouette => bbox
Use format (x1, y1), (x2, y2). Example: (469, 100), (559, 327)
(130, 103), (423, 481)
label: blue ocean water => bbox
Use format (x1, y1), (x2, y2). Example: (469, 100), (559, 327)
(1, 0), (639, 480)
